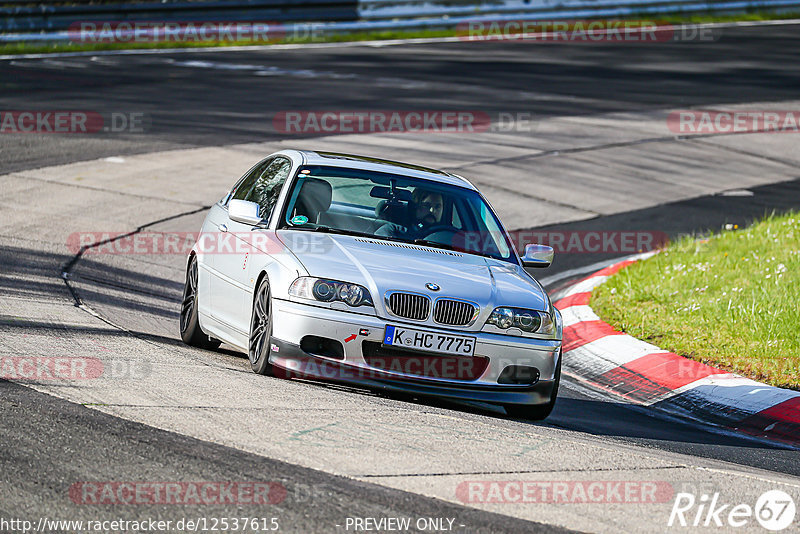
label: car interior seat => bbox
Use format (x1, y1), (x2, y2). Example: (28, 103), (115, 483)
(292, 178), (332, 224)
(375, 199), (412, 228)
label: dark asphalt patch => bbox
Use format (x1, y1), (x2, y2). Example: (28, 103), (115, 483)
(0, 379), (571, 533)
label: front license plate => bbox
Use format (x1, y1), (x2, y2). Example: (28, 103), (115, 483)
(383, 325), (476, 356)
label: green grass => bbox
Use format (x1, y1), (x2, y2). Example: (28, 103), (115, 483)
(653, 9), (800, 23)
(1, 10), (798, 56)
(591, 212), (800, 390)
(0, 29), (457, 56)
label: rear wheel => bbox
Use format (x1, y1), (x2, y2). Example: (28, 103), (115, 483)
(179, 255), (220, 350)
(248, 277), (273, 375)
(504, 354), (561, 421)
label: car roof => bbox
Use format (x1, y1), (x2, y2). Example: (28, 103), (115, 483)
(295, 150), (477, 190)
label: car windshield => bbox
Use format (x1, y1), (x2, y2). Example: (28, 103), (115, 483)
(280, 165), (515, 263)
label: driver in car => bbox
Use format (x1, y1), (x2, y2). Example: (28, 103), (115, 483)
(376, 188), (445, 239)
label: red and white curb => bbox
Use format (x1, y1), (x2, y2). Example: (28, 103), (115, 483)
(551, 254), (800, 448)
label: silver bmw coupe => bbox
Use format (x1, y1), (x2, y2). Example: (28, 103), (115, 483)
(180, 150), (562, 419)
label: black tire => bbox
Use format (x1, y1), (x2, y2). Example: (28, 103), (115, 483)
(504, 354), (561, 421)
(179, 255), (221, 350)
(248, 277), (273, 375)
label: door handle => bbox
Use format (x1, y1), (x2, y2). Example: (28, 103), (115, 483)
(219, 224), (228, 233)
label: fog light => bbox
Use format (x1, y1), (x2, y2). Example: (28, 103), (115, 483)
(498, 365), (540, 385)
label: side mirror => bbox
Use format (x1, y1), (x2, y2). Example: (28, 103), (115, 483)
(228, 199), (262, 226)
(522, 244), (554, 268)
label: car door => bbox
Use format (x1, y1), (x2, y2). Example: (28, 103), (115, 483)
(206, 157), (273, 334)
(210, 156), (292, 336)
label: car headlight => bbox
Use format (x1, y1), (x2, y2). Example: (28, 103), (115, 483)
(485, 307), (554, 335)
(289, 277), (374, 307)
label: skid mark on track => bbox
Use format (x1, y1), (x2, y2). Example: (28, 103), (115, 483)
(445, 130), (800, 172)
(60, 205), (212, 306)
(357, 465), (689, 478)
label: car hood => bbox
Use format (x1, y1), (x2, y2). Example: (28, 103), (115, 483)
(276, 231), (549, 313)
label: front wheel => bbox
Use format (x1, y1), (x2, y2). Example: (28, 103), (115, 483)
(179, 255), (220, 350)
(504, 354), (561, 421)
(248, 277), (273, 375)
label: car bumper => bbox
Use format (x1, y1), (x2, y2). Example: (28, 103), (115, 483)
(268, 298), (561, 406)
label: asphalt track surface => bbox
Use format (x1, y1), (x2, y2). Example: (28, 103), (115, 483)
(1, 23), (800, 533)
(3, 23), (800, 174)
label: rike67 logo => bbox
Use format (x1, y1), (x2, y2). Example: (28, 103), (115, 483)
(668, 490), (796, 531)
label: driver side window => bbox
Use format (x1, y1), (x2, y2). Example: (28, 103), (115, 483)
(228, 158), (272, 205)
(229, 157), (292, 220)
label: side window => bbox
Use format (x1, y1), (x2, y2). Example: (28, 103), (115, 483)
(451, 200), (464, 229)
(478, 201), (510, 257)
(242, 157), (292, 219)
(228, 158), (273, 205)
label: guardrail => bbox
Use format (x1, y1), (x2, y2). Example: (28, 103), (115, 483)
(1, 0), (799, 42)
(359, 0), (799, 19)
(1, 0), (359, 32)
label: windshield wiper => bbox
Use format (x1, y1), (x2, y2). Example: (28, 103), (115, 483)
(310, 226), (377, 239)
